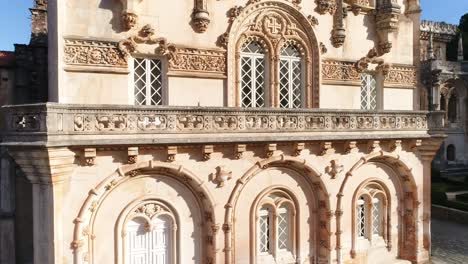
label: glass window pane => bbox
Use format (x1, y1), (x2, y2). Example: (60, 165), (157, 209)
(240, 41), (265, 107)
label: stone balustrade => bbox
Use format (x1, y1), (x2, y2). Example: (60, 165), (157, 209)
(0, 103), (443, 146)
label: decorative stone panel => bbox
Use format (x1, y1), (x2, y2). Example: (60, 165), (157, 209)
(63, 38), (128, 73)
(168, 47), (226, 78)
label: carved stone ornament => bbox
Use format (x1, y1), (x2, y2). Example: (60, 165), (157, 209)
(375, 0), (401, 55)
(355, 48), (390, 75)
(322, 60), (360, 84)
(316, 0), (337, 15)
(168, 47), (226, 77)
(84, 148), (96, 166)
(192, 0), (211, 33)
(192, 10), (211, 33)
(119, 0), (143, 31)
(307, 15), (319, 26)
(211, 165), (232, 188)
(326, 159), (344, 179)
(320, 42), (327, 54)
(118, 24), (176, 58)
(345, 0), (374, 15)
(384, 65), (417, 87)
(64, 39), (127, 67)
(122, 12), (138, 31)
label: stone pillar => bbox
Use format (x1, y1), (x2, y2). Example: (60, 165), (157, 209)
(458, 33), (464, 61)
(0, 147), (15, 264)
(415, 139), (444, 263)
(8, 147), (76, 264)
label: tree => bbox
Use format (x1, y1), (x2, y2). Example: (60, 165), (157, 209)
(446, 13), (468, 61)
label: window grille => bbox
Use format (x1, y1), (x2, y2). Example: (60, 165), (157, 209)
(277, 206), (290, 251)
(240, 41), (266, 107)
(372, 198), (381, 236)
(357, 197), (366, 238)
(134, 58), (163, 106)
(258, 207), (271, 253)
(360, 73), (377, 110)
(279, 45), (302, 108)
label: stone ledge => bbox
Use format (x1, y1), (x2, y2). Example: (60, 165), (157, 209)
(432, 204), (468, 226)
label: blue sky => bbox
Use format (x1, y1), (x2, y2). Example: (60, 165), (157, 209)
(0, 0), (467, 51)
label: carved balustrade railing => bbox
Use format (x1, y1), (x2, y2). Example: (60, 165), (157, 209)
(1, 103), (443, 146)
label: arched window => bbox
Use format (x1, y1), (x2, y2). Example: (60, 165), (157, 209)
(279, 44), (303, 108)
(447, 144), (456, 161)
(123, 201), (177, 264)
(448, 95), (457, 122)
(253, 190), (296, 263)
(440, 94), (446, 111)
(353, 182), (389, 248)
(240, 41), (266, 107)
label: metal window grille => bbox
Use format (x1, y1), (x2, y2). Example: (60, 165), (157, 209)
(360, 73), (377, 110)
(372, 198), (381, 236)
(134, 58), (163, 106)
(240, 41), (266, 107)
(357, 197), (366, 238)
(258, 207), (271, 253)
(277, 207), (290, 251)
(279, 45), (302, 109)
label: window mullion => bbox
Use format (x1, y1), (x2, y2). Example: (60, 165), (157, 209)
(288, 59), (293, 108)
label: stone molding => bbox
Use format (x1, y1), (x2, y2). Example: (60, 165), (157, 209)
(322, 59), (417, 87)
(321, 60), (361, 85)
(63, 38), (128, 73)
(1, 104), (434, 146)
(384, 65), (417, 88)
(420, 20), (458, 42)
(168, 47), (226, 78)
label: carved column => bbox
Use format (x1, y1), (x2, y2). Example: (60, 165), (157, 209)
(8, 147), (76, 264)
(332, 0), (346, 47)
(414, 139), (444, 263)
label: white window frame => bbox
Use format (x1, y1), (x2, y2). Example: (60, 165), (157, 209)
(360, 72), (378, 110)
(131, 57), (167, 106)
(279, 45), (304, 109)
(239, 42), (268, 108)
(357, 197), (366, 239)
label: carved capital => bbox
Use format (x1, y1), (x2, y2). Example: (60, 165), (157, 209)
(127, 147), (139, 164)
(8, 147), (76, 184)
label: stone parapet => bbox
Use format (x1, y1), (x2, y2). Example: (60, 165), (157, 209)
(1, 103), (443, 146)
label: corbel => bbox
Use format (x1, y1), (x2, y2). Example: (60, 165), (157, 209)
(235, 144), (247, 159)
(192, 0), (210, 33)
(294, 142), (305, 156)
(367, 140), (381, 153)
(203, 145), (214, 161)
(167, 146), (177, 162)
(119, 0), (143, 31)
(319, 142), (335, 156)
(388, 140), (402, 152)
(344, 141), (358, 154)
(84, 148), (96, 166)
(127, 147), (139, 164)
(266, 143), (277, 158)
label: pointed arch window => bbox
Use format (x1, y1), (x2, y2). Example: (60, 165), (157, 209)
(253, 190), (296, 263)
(240, 41), (267, 107)
(353, 182), (389, 248)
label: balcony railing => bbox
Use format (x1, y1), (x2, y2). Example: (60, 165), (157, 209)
(1, 103), (444, 146)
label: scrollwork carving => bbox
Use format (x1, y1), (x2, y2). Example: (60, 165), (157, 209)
(168, 47), (226, 76)
(64, 39), (127, 67)
(118, 24), (176, 58)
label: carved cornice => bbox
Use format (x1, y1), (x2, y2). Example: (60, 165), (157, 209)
(63, 38), (128, 73)
(168, 47), (226, 78)
(420, 20), (458, 42)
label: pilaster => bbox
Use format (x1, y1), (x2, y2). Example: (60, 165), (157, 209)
(8, 147), (76, 264)
(413, 138), (444, 263)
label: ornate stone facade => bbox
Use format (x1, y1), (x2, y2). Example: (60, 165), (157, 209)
(1, 1), (446, 264)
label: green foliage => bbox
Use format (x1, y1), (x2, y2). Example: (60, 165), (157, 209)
(446, 13), (468, 61)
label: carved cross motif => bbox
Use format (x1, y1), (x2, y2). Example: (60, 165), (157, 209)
(266, 17), (282, 34)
